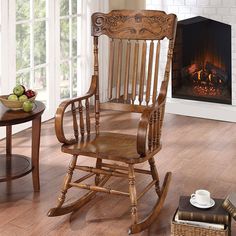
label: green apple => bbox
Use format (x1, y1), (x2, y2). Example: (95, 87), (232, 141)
(8, 94), (18, 101)
(23, 101), (33, 112)
(19, 94), (28, 102)
(13, 85), (25, 96)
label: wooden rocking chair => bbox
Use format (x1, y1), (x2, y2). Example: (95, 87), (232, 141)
(48, 10), (177, 234)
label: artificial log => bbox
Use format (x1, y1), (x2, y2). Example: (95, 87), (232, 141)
(182, 61), (228, 86)
(205, 62), (227, 83)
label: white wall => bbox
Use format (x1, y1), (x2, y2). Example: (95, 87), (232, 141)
(110, 0), (145, 10)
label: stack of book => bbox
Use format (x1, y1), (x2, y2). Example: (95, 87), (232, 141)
(175, 196), (230, 230)
(171, 196), (231, 236)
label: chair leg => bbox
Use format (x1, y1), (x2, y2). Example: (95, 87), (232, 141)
(95, 158), (102, 185)
(129, 172), (172, 234)
(128, 164), (138, 225)
(56, 155), (78, 208)
(148, 157), (161, 197)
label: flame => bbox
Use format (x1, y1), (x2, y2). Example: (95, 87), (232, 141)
(208, 74), (212, 81)
(197, 70), (202, 80)
(188, 64), (198, 74)
(192, 51), (226, 72)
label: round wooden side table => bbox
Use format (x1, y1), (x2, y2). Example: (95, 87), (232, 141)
(0, 101), (45, 192)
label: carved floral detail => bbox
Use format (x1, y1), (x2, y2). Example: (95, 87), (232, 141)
(135, 14), (142, 23)
(92, 11), (175, 39)
(107, 15), (129, 26)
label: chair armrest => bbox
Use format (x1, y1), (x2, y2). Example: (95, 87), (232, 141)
(55, 75), (97, 144)
(137, 101), (166, 157)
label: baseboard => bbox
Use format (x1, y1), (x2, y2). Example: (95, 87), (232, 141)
(166, 98), (236, 123)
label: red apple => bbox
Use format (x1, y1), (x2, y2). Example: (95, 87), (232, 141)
(25, 89), (36, 98)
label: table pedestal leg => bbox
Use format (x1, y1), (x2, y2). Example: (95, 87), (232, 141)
(6, 125), (12, 191)
(32, 116), (41, 192)
(6, 126), (12, 155)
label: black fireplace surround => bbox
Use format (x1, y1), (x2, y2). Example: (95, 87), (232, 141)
(172, 16), (231, 104)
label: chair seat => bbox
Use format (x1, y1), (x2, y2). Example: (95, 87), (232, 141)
(62, 132), (160, 164)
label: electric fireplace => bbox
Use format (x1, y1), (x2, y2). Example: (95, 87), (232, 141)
(172, 16), (232, 104)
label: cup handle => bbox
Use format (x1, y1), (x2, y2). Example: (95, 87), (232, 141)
(191, 194), (196, 199)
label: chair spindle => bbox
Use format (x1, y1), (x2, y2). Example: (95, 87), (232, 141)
(148, 116), (153, 151)
(116, 39), (123, 99)
(85, 98), (90, 135)
(131, 41), (139, 104)
(72, 103), (79, 141)
(152, 40), (161, 105)
(139, 40), (147, 105)
(124, 40), (131, 102)
(157, 109), (161, 147)
(153, 111), (158, 148)
(78, 101), (85, 137)
(94, 36), (99, 134)
(108, 39), (115, 100)
(146, 41), (154, 105)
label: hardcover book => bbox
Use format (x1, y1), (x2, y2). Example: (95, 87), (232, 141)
(174, 211), (225, 230)
(222, 192), (236, 221)
(178, 196), (229, 225)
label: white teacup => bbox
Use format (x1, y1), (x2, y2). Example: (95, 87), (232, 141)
(191, 189), (211, 206)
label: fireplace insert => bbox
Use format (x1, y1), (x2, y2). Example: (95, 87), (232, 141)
(172, 16), (231, 104)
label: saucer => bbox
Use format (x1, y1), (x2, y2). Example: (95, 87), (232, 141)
(190, 197), (215, 209)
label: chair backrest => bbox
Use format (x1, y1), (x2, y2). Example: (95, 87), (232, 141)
(91, 10), (177, 113)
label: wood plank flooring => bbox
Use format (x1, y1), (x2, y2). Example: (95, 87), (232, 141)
(0, 111), (235, 236)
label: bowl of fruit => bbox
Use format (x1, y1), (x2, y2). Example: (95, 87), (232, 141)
(0, 85), (37, 112)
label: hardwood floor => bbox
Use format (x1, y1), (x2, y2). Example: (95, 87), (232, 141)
(0, 111), (235, 236)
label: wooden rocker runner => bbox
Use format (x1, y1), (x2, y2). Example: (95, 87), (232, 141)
(48, 10), (177, 234)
